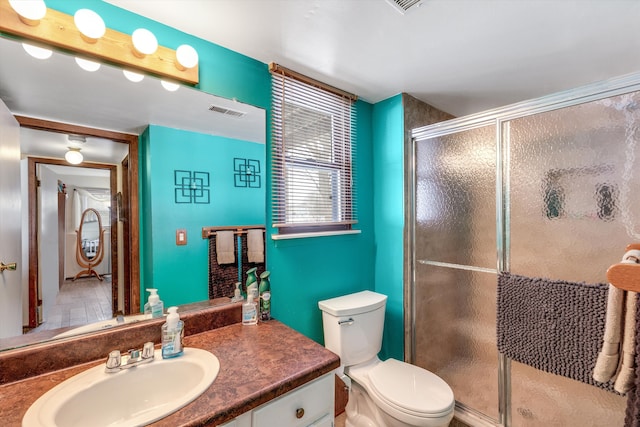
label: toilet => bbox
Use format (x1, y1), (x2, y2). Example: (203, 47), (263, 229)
(318, 290), (455, 427)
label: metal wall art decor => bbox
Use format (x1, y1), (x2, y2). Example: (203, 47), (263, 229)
(234, 158), (261, 188)
(174, 170), (210, 204)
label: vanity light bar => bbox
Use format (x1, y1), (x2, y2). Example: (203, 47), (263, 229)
(0, 0), (198, 85)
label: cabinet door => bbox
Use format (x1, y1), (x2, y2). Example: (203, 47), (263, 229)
(252, 374), (334, 427)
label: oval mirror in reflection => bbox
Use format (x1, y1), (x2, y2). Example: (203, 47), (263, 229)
(75, 208), (105, 281)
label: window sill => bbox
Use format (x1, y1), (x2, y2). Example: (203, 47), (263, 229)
(271, 229), (361, 240)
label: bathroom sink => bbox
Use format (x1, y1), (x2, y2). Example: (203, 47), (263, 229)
(53, 313), (153, 339)
(22, 347), (220, 427)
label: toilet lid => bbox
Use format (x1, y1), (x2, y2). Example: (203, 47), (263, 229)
(368, 359), (454, 416)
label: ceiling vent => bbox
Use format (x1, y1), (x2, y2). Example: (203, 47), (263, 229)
(385, 0), (424, 15)
(208, 104), (246, 118)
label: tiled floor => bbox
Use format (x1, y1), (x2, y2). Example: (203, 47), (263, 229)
(29, 276), (112, 333)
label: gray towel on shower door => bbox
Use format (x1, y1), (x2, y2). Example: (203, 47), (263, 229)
(497, 272), (619, 393)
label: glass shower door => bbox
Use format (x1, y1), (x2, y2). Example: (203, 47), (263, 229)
(411, 89), (640, 426)
(506, 93), (638, 427)
(413, 124), (500, 423)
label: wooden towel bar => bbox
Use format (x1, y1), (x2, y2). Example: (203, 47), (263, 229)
(201, 225), (265, 239)
(607, 243), (640, 292)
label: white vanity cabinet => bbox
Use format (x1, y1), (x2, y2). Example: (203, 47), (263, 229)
(221, 373), (335, 427)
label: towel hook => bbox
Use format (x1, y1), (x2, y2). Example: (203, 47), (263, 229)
(606, 244), (640, 293)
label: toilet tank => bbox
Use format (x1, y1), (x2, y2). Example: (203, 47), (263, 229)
(318, 290), (387, 367)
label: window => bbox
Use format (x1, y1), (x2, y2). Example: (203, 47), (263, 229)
(270, 63), (358, 235)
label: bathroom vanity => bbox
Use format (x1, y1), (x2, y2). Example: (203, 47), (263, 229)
(221, 373), (335, 427)
(0, 306), (339, 427)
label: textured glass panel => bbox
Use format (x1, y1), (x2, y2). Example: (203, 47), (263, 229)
(509, 91), (640, 282)
(511, 361), (625, 426)
(414, 263), (499, 422)
(415, 124), (496, 269)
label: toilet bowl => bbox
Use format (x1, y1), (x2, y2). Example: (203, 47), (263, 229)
(318, 291), (455, 427)
(346, 358), (454, 427)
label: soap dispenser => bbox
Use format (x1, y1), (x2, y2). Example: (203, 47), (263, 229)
(161, 306), (184, 359)
(242, 294), (258, 325)
(231, 282), (244, 303)
(144, 288), (164, 318)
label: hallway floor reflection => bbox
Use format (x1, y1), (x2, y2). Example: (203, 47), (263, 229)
(30, 276), (112, 333)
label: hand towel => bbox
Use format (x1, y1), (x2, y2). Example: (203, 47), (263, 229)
(593, 284), (624, 383)
(614, 291), (636, 393)
(247, 229), (264, 263)
(216, 231), (235, 265)
(594, 249), (640, 389)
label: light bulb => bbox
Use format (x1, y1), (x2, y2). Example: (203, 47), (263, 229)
(161, 80), (180, 92)
(123, 70), (144, 82)
(22, 42), (52, 60)
(75, 57), (101, 72)
(132, 28), (158, 56)
(176, 44), (198, 69)
(9, 0), (46, 25)
(74, 9), (106, 43)
(65, 148), (83, 165)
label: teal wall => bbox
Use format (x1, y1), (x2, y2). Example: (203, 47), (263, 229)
(47, 1), (401, 358)
(372, 95), (405, 361)
(139, 125), (265, 308)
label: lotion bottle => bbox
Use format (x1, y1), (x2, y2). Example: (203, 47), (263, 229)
(161, 306), (184, 358)
(242, 294), (258, 325)
(144, 288), (164, 318)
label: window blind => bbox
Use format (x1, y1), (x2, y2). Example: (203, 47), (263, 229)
(270, 63), (357, 233)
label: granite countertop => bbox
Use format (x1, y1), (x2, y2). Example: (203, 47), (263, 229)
(0, 320), (340, 427)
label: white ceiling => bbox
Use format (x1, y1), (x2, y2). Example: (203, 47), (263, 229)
(104, 0), (640, 117)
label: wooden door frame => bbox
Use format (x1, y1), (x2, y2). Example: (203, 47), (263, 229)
(18, 116), (140, 328)
(30, 158), (117, 323)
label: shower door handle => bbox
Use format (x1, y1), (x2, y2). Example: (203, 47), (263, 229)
(338, 318), (354, 326)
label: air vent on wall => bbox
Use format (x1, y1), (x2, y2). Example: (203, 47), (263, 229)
(385, 0), (424, 15)
(208, 104), (246, 118)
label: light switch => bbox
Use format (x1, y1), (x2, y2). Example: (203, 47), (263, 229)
(176, 229), (187, 246)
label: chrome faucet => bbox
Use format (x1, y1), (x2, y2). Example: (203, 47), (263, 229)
(105, 341), (155, 373)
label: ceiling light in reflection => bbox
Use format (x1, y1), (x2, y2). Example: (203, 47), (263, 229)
(65, 148), (83, 165)
(123, 69), (144, 82)
(161, 80), (180, 92)
(75, 57), (101, 72)
(22, 42), (52, 59)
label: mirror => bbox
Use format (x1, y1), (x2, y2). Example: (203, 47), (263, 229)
(0, 34), (266, 351)
(75, 208), (106, 281)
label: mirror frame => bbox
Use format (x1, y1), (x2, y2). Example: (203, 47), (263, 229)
(20, 116), (140, 328)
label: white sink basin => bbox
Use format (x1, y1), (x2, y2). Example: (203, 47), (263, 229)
(23, 347), (220, 427)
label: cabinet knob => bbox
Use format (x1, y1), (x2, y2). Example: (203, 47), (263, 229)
(295, 407), (305, 419)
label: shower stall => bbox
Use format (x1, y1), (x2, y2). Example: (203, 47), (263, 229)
(408, 75), (640, 426)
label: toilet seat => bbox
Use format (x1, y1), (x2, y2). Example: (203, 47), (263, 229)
(352, 358), (454, 421)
